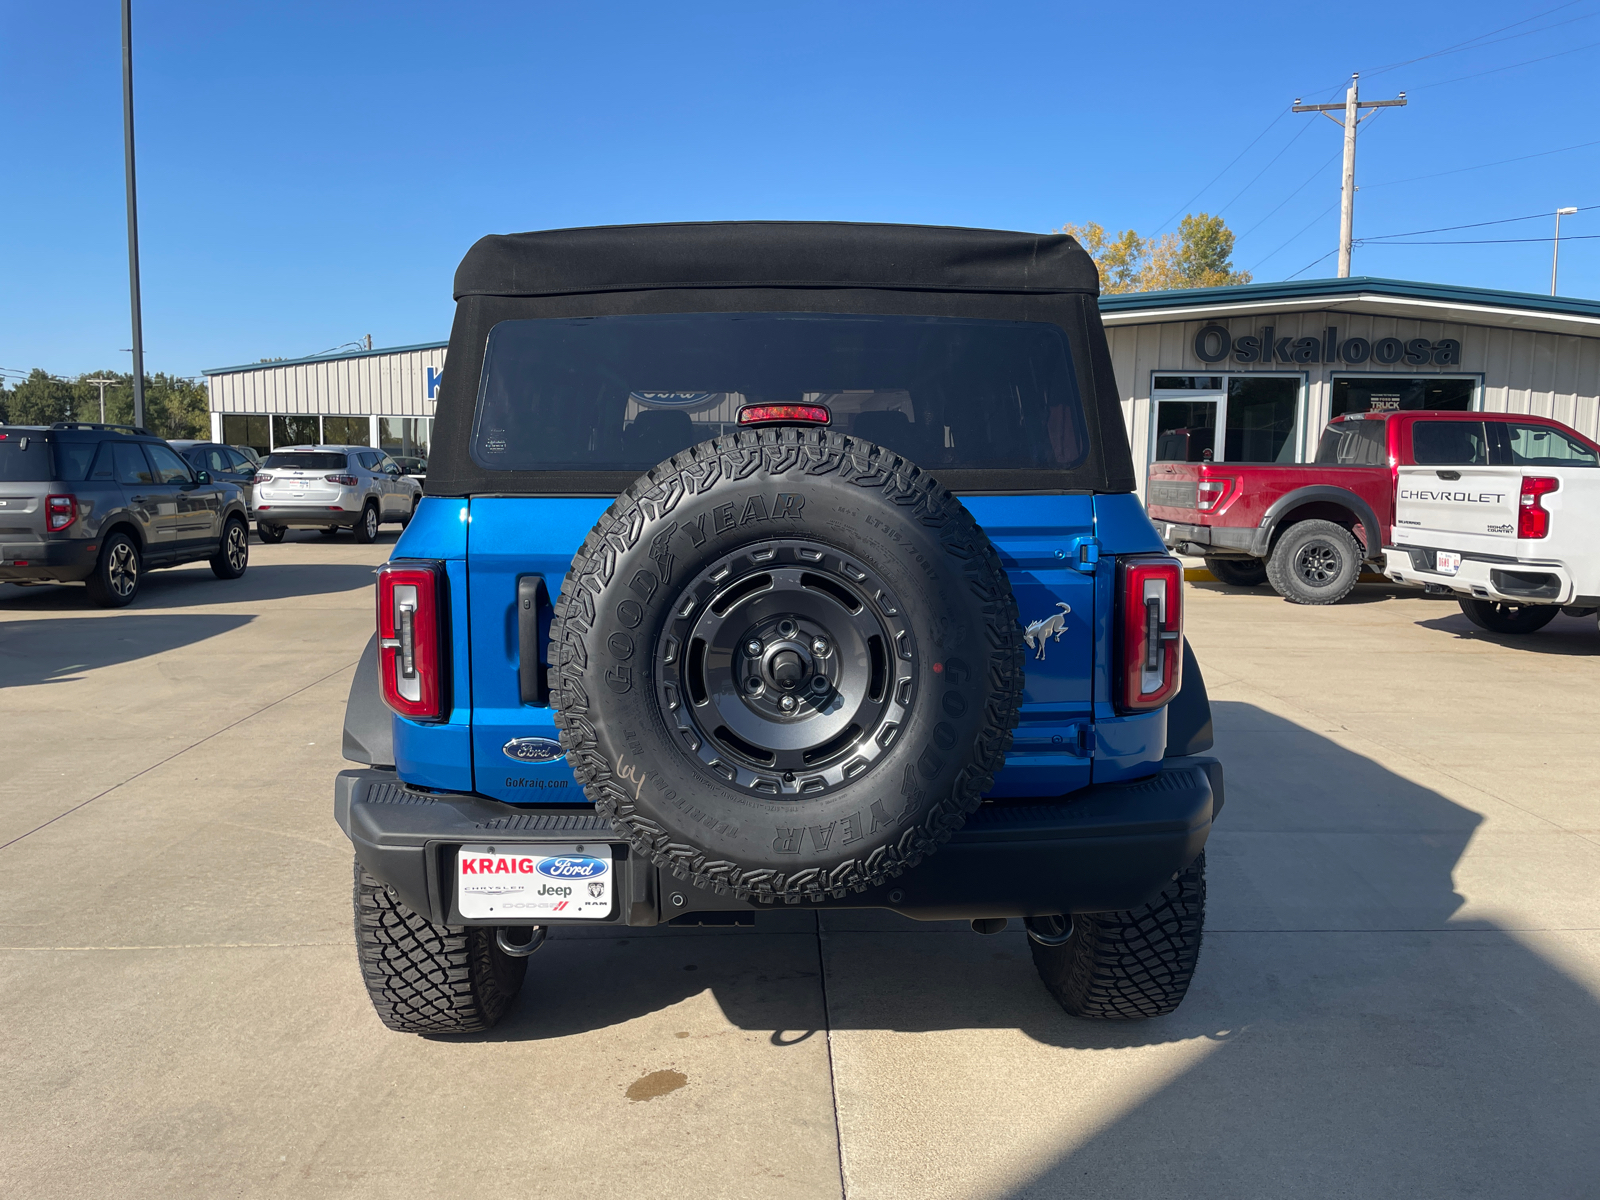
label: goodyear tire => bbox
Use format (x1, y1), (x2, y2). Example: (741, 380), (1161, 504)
(550, 427), (1024, 905)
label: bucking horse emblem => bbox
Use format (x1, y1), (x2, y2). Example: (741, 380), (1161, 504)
(1022, 602), (1072, 660)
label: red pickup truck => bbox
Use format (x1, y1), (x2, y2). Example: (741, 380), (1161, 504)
(1146, 409), (1600, 604)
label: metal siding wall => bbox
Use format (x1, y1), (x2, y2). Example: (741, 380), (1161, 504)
(207, 346), (446, 420)
(1105, 308), (1600, 495)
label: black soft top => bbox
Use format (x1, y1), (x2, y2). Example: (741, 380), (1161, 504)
(431, 221), (1134, 496)
(454, 221), (1100, 300)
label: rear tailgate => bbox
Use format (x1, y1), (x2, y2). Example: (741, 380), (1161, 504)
(1393, 466), (1521, 555)
(0, 436), (54, 560)
(464, 495), (1096, 804)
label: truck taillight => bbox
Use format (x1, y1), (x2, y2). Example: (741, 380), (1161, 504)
(1116, 555), (1183, 713)
(45, 494), (77, 532)
(1518, 476), (1558, 539)
(1195, 479), (1230, 511)
(378, 561), (446, 720)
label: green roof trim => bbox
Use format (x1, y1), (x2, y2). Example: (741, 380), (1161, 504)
(202, 339), (448, 377)
(1097, 276), (1600, 319)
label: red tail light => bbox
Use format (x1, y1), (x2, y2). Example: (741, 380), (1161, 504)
(1518, 476), (1558, 539)
(326, 474), (359, 486)
(378, 561), (446, 720)
(45, 494), (77, 532)
(738, 404), (831, 426)
(1116, 555), (1183, 713)
(254, 473), (274, 484)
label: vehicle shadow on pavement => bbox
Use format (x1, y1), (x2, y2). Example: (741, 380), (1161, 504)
(0, 614), (254, 687)
(1415, 609), (1598, 655)
(0, 561), (376, 611)
(984, 700), (1600, 1199)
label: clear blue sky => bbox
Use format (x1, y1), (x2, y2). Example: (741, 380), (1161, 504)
(4, 0), (1598, 380)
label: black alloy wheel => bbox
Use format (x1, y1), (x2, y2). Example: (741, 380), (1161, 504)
(1457, 598), (1560, 635)
(1265, 519), (1361, 605)
(658, 543), (915, 798)
(210, 517), (250, 580)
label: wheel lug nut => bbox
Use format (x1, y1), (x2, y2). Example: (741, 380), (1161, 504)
(811, 638), (829, 656)
(746, 639), (763, 656)
(780, 695), (796, 712)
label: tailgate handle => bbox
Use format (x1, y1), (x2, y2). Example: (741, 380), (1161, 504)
(1435, 470), (1461, 481)
(517, 574), (551, 707)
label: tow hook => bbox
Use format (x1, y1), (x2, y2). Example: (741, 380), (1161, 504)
(495, 926), (548, 958)
(1024, 915), (1075, 947)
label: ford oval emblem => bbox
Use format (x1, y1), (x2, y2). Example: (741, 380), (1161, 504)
(502, 736), (565, 763)
(536, 855), (607, 879)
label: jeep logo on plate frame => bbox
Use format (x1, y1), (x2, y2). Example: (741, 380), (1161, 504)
(502, 737), (565, 763)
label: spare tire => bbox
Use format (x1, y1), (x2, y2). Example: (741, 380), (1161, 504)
(550, 427), (1024, 904)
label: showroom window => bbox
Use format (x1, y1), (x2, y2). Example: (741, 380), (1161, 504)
(221, 414), (270, 455)
(321, 415), (370, 446)
(1330, 376), (1476, 417)
(379, 417), (432, 459)
(1151, 374), (1302, 464)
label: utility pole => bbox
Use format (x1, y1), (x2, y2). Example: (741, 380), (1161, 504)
(121, 0), (146, 429)
(1551, 207), (1578, 295)
(1294, 74), (1407, 278)
(85, 378), (118, 423)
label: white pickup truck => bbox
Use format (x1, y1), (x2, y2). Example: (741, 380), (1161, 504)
(1382, 418), (1600, 633)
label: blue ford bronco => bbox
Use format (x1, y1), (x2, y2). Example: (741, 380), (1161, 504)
(336, 222), (1222, 1033)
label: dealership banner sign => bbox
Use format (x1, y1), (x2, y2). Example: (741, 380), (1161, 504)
(1194, 324), (1462, 367)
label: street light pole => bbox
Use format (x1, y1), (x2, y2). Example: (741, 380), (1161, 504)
(85, 378), (118, 423)
(1551, 207), (1578, 296)
(121, 0), (146, 429)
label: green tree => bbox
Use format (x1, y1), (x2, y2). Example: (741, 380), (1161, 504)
(0, 369), (211, 439)
(5, 369), (77, 425)
(1059, 212), (1251, 293)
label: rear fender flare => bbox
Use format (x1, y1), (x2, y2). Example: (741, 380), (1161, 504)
(1249, 486), (1382, 562)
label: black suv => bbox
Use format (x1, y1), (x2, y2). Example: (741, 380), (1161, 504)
(0, 423), (252, 607)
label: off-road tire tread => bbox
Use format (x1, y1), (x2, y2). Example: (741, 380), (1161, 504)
(1203, 556), (1267, 588)
(1265, 519), (1361, 606)
(352, 859), (525, 1033)
(1030, 852), (1206, 1020)
(549, 427), (1023, 905)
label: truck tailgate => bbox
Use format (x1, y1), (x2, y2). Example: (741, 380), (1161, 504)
(1393, 466), (1521, 554)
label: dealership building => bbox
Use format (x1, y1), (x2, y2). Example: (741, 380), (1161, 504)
(204, 276), (1600, 489)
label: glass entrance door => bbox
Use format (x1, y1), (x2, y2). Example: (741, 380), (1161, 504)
(1152, 376), (1223, 462)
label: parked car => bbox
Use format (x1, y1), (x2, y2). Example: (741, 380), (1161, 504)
(1381, 422), (1600, 632)
(335, 221), (1223, 1035)
(1147, 409), (1600, 604)
(252, 445), (420, 544)
(170, 440), (260, 518)
(0, 421), (250, 606)
(389, 455), (427, 481)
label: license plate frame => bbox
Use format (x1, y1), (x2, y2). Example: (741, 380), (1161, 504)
(456, 843), (614, 921)
(1435, 550), (1462, 575)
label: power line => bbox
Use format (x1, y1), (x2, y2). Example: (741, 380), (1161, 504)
(1359, 234), (1600, 245)
(1408, 37), (1600, 90)
(1361, 203), (1600, 241)
(1286, 248), (1340, 280)
(1150, 110), (1289, 235)
(1249, 200), (1340, 273)
(1215, 120), (1316, 218)
(1360, 0), (1595, 79)
(1363, 139), (1600, 189)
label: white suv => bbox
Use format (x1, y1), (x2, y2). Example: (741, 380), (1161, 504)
(253, 445), (421, 544)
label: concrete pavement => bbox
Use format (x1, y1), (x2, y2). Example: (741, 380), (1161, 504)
(2, 542), (1597, 1198)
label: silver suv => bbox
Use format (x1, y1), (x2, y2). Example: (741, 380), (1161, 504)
(253, 445), (421, 544)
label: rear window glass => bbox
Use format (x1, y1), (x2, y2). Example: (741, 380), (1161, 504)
(470, 313), (1088, 474)
(0, 434), (55, 481)
(1315, 420), (1388, 465)
(263, 452), (348, 470)
(1412, 420), (1490, 466)
(1503, 423), (1598, 467)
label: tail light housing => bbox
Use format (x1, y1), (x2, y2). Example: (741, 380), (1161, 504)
(378, 561), (447, 720)
(325, 474), (359, 486)
(1195, 479), (1231, 512)
(1116, 555), (1183, 712)
(254, 473), (274, 484)
(45, 494), (77, 532)
(1518, 476), (1558, 539)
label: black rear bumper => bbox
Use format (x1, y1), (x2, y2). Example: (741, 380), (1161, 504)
(335, 757), (1222, 928)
